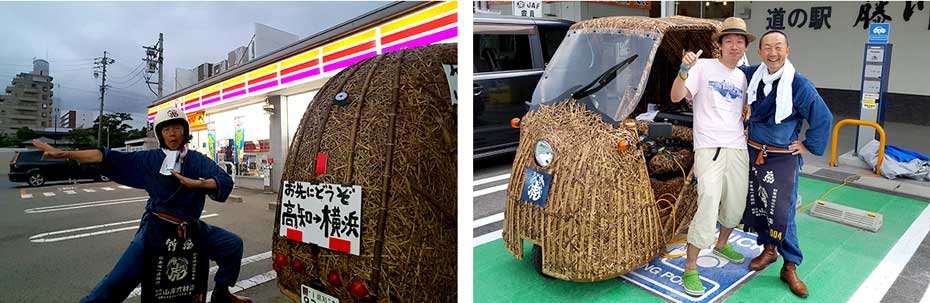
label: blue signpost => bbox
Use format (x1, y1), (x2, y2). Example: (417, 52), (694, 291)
(855, 23), (892, 153)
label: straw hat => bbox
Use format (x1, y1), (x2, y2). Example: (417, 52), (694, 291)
(711, 17), (756, 44)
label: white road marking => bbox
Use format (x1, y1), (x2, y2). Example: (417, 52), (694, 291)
(473, 212), (504, 229)
(83, 189), (96, 193)
(25, 196), (148, 214)
(206, 271), (277, 302)
(42, 192), (55, 197)
(118, 185), (132, 189)
(474, 229), (503, 247)
(29, 213), (219, 243)
(922, 283), (930, 303)
(473, 184), (508, 198)
(850, 204), (930, 302)
(101, 187), (115, 191)
(63, 190), (77, 195)
(127, 251), (274, 298)
(21, 194), (33, 199)
(474, 173), (511, 187)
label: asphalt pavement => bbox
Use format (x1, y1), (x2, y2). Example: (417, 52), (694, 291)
(0, 178), (290, 302)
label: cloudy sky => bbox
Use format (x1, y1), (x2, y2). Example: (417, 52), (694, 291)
(0, 1), (386, 129)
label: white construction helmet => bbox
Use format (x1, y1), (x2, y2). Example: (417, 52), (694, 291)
(153, 107), (190, 149)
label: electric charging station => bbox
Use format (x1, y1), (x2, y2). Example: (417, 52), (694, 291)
(837, 23), (892, 168)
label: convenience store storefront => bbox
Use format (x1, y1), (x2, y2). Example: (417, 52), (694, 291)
(147, 1), (458, 190)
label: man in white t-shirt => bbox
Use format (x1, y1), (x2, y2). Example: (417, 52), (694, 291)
(669, 17), (754, 297)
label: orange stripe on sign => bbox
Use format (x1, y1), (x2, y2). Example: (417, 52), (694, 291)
(329, 237), (351, 253)
(286, 228), (303, 242)
(323, 41), (375, 63)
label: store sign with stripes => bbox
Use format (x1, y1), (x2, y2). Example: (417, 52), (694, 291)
(148, 0), (458, 121)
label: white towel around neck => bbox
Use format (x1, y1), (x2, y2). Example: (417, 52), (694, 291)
(159, 147), (188, 175)
(748, 59), (795, 124)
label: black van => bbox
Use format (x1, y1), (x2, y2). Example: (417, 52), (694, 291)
(8, 150), (108, 187)
(473, 14), (574, 160)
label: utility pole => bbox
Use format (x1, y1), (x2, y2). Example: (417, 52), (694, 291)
(94, 51), (115, 148)
(144, 33), (164, 98)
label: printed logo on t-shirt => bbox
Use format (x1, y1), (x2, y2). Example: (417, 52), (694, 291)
(708, 80), (743, 100)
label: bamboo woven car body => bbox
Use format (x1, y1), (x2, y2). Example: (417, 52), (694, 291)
(273, 44), (457, 302)
(503, 16), (722, 282)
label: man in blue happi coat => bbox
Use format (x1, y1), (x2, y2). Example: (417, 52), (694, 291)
(738, 30), (833, 298)
(33, 107), (252, 303)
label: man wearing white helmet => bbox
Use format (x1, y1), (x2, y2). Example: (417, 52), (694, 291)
(33, 107), (252, 303)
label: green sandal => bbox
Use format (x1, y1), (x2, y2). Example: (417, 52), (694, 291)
(683, 269), (705, 296)
(713, 244), (745, 264)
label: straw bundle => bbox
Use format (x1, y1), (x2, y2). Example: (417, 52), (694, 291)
(273, 43), (457, 302)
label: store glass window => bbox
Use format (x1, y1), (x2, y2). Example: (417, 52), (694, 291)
(208, 103), (270, 177)
(676, 1), (734, 20)
(286, 90), (317, 148)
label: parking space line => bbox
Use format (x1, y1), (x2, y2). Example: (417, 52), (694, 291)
(118, 185), (132, 189)
(474, 173), (511, 187)
(922, 283), (930, 303)
(851, 204), (930, 302)
(25, 196), (148, 214)
(101, 187), (115, 191)
(474, 229), (503, 247)
(63, 190), (76, 195)
(29, 213), (219, 243)
(21, 194), (33, 199)
(473, 212), (504, 229)
(83, 189), (96, 193)
(473, 184), (508, 198)
(42, 192), (55, 197)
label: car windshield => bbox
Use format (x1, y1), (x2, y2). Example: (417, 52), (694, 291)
(531, 28), (659, 123)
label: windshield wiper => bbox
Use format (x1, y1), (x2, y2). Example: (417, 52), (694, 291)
(571, 54), (638, 100)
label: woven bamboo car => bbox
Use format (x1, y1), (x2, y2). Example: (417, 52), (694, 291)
(272, 43), (457, 302)
(503, 16), (722, 282)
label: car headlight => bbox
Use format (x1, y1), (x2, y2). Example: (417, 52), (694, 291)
(534, 140), (554, 167)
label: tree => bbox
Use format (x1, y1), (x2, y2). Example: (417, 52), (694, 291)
(15, 127), (36, 143)
(93, 112), (135, 148)
(0, 132), (18, 147)
(65, 127), (96, 149)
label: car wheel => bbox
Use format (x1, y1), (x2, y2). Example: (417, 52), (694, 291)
(28, 172), (45, 187)
(531, 244), (555, 279)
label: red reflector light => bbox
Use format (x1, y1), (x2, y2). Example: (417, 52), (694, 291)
(291, 259), (305, 273)
(349, 279), (369, 298)
(275, 254), (288, 267)
(273, 262), (281, 272)
(327, 270), (342, 288)
(12, 153), (19, 165)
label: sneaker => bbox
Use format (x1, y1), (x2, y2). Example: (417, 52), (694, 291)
(683, 269), (705, 296)
(713, 244), (745, 264)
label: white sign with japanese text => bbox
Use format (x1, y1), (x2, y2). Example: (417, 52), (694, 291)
(512, 0), (542, 18)
(280, 180), (362, 256)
